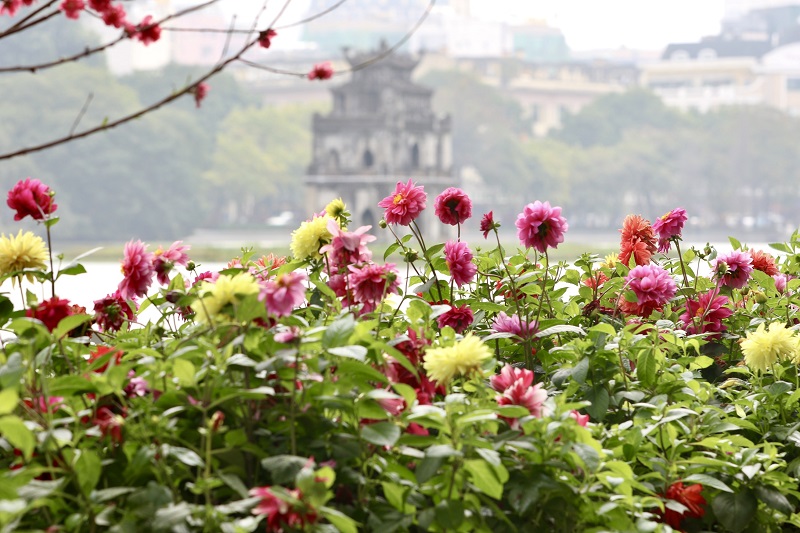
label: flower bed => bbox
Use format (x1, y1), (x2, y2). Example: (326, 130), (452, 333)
(2, 178), (800, 532)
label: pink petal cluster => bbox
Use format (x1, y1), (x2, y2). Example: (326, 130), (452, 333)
(436, 304), (474, 333)
(118, 240), (155, 299)
(774, 273), (793, 294)
(249, 486), (318, 531)
(378, 179), (427, 226)
(259, 28), (277, 48)
(625, 263), (677, 309)
(714, 250), (754, 289)
(434, 187), (472, 225)
(193, 83), (209, 108)
(493, 364), (547, 428)
(319, 218), (375, 271)
(60, 0), (84, 19)
(260, 271), (308, 317)
(7, 178), (58, 221)
(153, 241), (190, 285)
(347, 262), (400, 312)
(679, 290), (733, 338)
(93, 291), (136, 332)
(491, 312), (537, 339)
(307, 62), (334, 80)
(126, 14), (161, 45)
(515, 201), (568, 253)
(569, 410), (590, 426)
(480, 211), (497, 238)
(652, 207), (687, 253)
(444, 240), (477, 287)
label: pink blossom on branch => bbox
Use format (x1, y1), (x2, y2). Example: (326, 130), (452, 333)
(434, 187), (472, 225)
(87, 0), (110, 11)
(515, 201), (568, 254)
(444, 240), (476, 287)
(127, 15), (161, 45)
(307, 61), (334, 80)
(0, 0), (22, 17)
(60, 0), (84, 19)
(101, 3), (126, 27)
(118, 240), (155, 300)
(7, 178), (58, 221)
(378, 179), (427, 226)
(192, 83), (209, 108)
(652, 207), (687, 253)
(258, 28), (277, 48)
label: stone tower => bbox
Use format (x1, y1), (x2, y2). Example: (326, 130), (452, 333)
(305, 43), (453, 238)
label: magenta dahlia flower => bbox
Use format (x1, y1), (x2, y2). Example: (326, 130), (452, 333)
(444, 240), (477, 287)
(625, 264), (677, 308)
(480, 211), (497, 239)
(434, 187), (472, 225)
(515, 201), (568, 253)
(679, 290), (732, 338)
(319, 218), (375, 270)
(348, 262), (400, 306)
(26, 297), (72, 332)
(652, 207), (687, 253)
(490, 364), (534, 393)
(7, 178), (58, 221)
(118, 240), (155, 299)
(436, 304), (474, 333)
(714, 251), (753, 289)
(153, 241), (190, 285)
(260, 271), (308, 317)
(378, 179), (427, 226)
(93, 291), (136, 332)
(491, 312), (537, 339)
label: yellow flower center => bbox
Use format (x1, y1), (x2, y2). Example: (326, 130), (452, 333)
(392, 193), (404, 205)
(695, 306), (705, 317)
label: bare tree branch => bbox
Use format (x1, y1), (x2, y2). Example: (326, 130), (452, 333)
(0, 1), (60, 40)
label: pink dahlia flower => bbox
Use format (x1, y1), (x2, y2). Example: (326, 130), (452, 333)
(436, 304), (474, 333)
(498, 381), (547, 420)
(625, 264), (677, 308)
(118, 240), (155, 300)
(26, 297), (72, 332)
(490, 364), (534, 393)
(378, 179), (427, 226)
(319, 218), (375, 270)
(679, 290), (733, 338)
(260, 271), (308, 317)
(93, 291), (136, 332)
(7, 178), (58, 221)
(307, 61), (334, 80)
(434, 187), (472, 225)
(570, 410), (590, 427)
(652, 207), (687, 253)
(480, 211), (496, 238)
(714, 251), (753, 289)
(444, 240), (477, 287)
(491, 311), (537, 339)
(515, 201), (568, 253)
(348, 262), (400, 306)
(153, 241), (190, 285)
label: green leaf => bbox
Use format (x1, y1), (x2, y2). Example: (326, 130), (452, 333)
(261, 456), (308, 485)
(535, 324), (585, 337)
(435, 500), (464, 529)
(728, 236), (742, 250)
(361, 422), (400, 447)
(173, 359), (196, 387)
(637, 347), (657, 389)
(57, 264), (87, 277)
(328, 345), (367, 361)
(0, 388), (18, 415)
(415, 456), (444, 483)
(713, 488), (757, 533)
(682, 474), (732, 493)
(0, 415), (35, 459)
(76, 450), (102, 496)
(753, 485), (794, 516)
(52, 313), (92, 339)
(768, 242), (792, 254)
(166, 446), (204, 467)
(48, 375), (96, 396)
(322, 315), (355, 349)
(321, 507), (360, 533)
(464, 459), (507, 499)
(585, 386), (609, 421)
(381, 482), (407, 512)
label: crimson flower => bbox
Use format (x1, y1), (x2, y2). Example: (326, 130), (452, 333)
(679, 290), (732, 338)
(249, 486), (318, 531)
(118, 240), (155, 299)
(480, 211), (497, 238)
(307, 61), (334, 80)
(660, 482), (706, 530)
(93, 291), (135, 332)
(348, 262), (400, 308)
(619, 214), (657, 267)
(515, 201), (568, 253)
(87, 345), (123, 373)
(87, 0), (109, 10)
(128, 15), (161, 45)
(7, 178), (58, 221)
(93, 406), (126, 444)
(434, 187), (472, 225)
(259, 28), (277, 48)
(378, 179), (427, 226)
(436, 304), (474, 333)
(60, 0), (84, 19)
(101, 3), (125, 27)
(192, 82), (209, 108)
(444, 240), (476, 287)
(26, 297), (73, 332)
(652, 207), (687, 253)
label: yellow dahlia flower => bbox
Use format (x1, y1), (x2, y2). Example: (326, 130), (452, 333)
(741, 322), (798, 373)
(0, 230), (48, 282)
(191, 273), (260, 324)
(325, 198), (347, 220)
(602, 253), (619, 269)
(423, 333), (493, 386)
(290, 215), (334, 260)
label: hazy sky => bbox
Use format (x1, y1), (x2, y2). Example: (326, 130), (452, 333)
(227, 0), (727, 51)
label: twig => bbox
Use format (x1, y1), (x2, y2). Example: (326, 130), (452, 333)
(69, 93), (93, 136)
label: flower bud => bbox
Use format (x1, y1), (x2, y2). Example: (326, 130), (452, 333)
(378, 219), (387, 229)
(740, 286), (750, 295)
(187, 261), (196, 271)
(210, 410), (225, 433)
(754, 290), (768, 304)
(404, 249), (419, 262)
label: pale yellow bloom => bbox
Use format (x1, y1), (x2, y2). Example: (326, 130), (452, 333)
(601, 253), (619, 269)
(290, 215), (334, 260)
(0, 230), (48, 282)
(741, 322), (798, 373)
(325, 198), (347, 220)
(423, 334), (493, 386)
(191, 273), (260, 324)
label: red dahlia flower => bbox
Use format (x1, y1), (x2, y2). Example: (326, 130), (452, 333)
(660, 481), (706, 530)
(436, 304), (474, 333)
(7, 178), (58, 221)
(26, 297), (73, 332)
(434, 187), (472, 225)
(748, 248), (779, 276)
(619, 214), (657, 267)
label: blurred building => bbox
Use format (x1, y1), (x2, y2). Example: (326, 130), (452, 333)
(305, 43), (453, 236)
